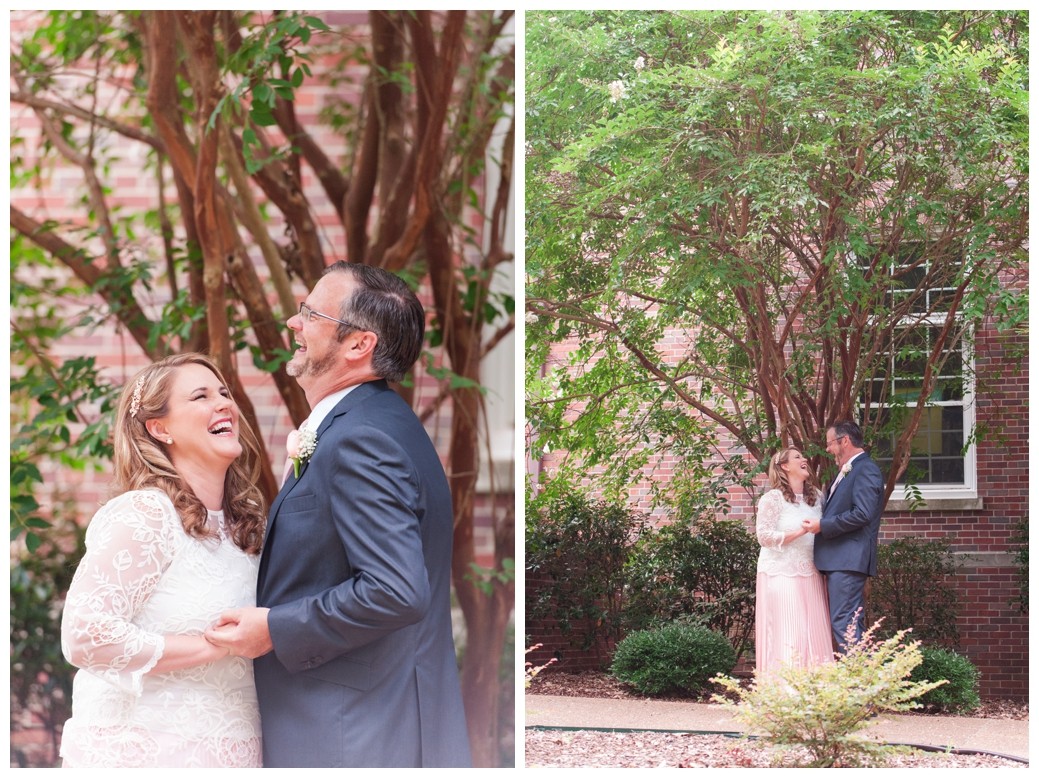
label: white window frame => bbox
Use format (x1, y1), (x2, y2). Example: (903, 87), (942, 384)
(882, 320), (978, 503)
(862, 242), (979, 504)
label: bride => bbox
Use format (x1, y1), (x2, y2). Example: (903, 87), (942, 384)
(60, 354), (267, 767)
(754, 447), (834, 680)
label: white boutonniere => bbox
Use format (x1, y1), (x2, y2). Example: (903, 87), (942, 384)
(840, 461), (853, 478)
(286, 424), (317, 479)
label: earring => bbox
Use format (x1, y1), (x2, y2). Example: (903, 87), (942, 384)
(166, 438), (173, 445)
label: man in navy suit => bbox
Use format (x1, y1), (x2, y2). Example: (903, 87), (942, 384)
(802, 420), (884, 652)
(207, 262), (471, 767)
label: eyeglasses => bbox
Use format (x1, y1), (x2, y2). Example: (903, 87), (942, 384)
(298, 302), (362, 330)
(825, 434), (848, 446)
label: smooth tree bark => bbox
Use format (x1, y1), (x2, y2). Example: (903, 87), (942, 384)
(11, 9), (515, 766)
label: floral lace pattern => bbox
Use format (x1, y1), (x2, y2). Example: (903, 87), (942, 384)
(60, 490), (261, 767)
(755, 488), (822, 577)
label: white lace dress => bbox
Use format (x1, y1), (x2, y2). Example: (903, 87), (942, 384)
(60, 489), (262, 767)
(754, 488), (834, 679)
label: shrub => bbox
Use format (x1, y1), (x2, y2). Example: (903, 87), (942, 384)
(1010, 517), (1027, 613)
(909, 646), (981, 713)
(870, 536), (963, 645)
(610, 622), (736, 696)
(713, 619), (946, 768)
(526, 493), (646, 663)
(524, 643), (558, 688)
(624, 515), (757, 658)
(10, 513), (86, 767)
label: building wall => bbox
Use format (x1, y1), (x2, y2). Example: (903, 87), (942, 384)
(529, 312), (1028, 700)
(10, 11), (512, 569)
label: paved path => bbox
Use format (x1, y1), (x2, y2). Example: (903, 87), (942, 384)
(525, 695), (1029, 761)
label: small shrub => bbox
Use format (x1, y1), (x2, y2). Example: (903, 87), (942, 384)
(910, 646), (981, 713)
(624, 515), (757, 658)
(870, 536), (963, 645)
(610, 623), (736, 696)
(713, 619), (946, 767)
(526, 493), (647, 663)
(11, 513), (86, 767)
(525, 643), (557, 688)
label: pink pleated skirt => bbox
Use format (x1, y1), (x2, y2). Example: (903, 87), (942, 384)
(755, 571), (834, 680)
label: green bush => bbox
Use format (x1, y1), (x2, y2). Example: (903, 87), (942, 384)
(526, 492), (647, 663)
(870, 536), (963, 645)
(610, 622), (736, 696)
(11, 513), (86, 767)
(909, 646), (981, 713)
(713, 620), (946, 767)
(1010, 517), (1027, 613)
(624, 516), (757, 658)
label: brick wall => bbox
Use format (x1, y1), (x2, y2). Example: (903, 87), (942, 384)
(10, 11), (506, 569)
(530, 309), (1028, 700)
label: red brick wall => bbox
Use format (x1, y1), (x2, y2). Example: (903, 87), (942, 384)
(525, 571), (617, 674)
(530, 311), (1028, 699)
(10, 11), (505, 569)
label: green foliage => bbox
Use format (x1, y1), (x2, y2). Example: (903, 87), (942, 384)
(526, 9), (1028, 496)
(526, 492), (646, 659)
(624, 511), (757, 659)
(10, 513), (86, 768)
(909, 646), (980, 713)
(610, 622), (736, 696)
(1009, 517), (1027, 613)
(11, 252), (121, 549)
(466, 558), (515, 597)
(870, 536), (963, 645)
(713, 620), (946, 767)
(214, 12), (331, 170)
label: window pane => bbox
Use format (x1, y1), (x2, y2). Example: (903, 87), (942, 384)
(932, 458), (964, 483)
(867, 241), (970, 490)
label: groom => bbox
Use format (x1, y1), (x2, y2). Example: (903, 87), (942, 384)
(207, 262), (471, 767)
(802, 420), (884, 652)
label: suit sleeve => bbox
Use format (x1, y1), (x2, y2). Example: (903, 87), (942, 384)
(267, 424), (431, 671)
(819, 459), (884, 539)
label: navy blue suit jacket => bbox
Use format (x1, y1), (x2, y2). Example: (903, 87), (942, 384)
(254, 380), (471, 767)
(813, 453), (884, 577)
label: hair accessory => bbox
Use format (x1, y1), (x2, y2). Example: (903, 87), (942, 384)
(128, 376), (146, 418)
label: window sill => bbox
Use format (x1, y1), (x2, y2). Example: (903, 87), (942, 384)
(884, 496), (984, 512)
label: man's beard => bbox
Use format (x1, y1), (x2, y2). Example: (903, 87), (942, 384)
(287, 348), (337, 380)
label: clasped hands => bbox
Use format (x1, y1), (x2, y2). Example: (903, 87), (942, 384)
(205, 606), (274, 659)
(801, 517), (821, 534)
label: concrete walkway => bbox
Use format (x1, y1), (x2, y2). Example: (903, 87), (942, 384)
(525, 694), (1029, 762)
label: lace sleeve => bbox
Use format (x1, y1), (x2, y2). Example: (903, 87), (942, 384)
(756, 490), (786, 550)
(60, 490), (178, 696)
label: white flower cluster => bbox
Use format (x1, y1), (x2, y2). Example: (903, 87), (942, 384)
(296, 426), (317, 461)
(634, 56), (645, 72)
(608, 79), (626, 103)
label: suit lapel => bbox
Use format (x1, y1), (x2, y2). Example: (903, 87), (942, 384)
(260, 380), (389, 583)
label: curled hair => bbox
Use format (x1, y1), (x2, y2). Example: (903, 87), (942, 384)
(322, 261), (425, 383)
(767, 448), (819, 507)
(112, 353), (267, 554)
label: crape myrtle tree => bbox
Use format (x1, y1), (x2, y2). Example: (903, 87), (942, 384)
(11, 10), (514, 766)
(526, 10), (1027, 503)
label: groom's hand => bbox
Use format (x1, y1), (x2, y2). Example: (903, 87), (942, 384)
(802, 517), (821, 534)
(205, 607), (274, 659)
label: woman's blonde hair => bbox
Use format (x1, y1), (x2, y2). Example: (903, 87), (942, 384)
(768, 447), (819, 507)
(112, 353), (266, 554)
